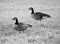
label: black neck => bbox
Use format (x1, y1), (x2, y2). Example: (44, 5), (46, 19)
(31, 8), (34, 14)
(15, 18), (19, 25)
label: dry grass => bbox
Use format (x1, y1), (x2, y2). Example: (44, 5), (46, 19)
(0, 0), (60, 44)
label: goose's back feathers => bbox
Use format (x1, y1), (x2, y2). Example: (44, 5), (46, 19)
(29, 7), (51, 21)
(32, 12), (51, 20)
(15, 23), (32, 32)
(34, 12), (51, 18)
(15, 25), (26, 32)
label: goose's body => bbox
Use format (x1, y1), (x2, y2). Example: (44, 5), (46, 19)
(28, 7), (51, 21)
(12, 17), (32, 32)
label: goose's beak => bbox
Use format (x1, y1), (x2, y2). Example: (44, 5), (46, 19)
(28, 8), (30, 10)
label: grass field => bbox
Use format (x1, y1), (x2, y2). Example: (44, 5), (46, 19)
(0, 0), (60, 44)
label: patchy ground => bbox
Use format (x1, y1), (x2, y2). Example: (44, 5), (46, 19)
(0, 0), (60, 44)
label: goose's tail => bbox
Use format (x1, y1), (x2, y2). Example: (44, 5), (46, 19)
(46, 15), (51, 18)
(26, 24), (32, 28)
(43, 14), (51, 18)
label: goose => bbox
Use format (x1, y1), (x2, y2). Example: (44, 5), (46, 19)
(12, 17), (32, 32)
(28, 7), (51, 22)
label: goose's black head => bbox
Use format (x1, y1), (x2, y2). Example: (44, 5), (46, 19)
(12, 17), (17, 20)
(12, 17), (19, 25)
(28, 7), (34, 14)
(28, 7), (33, 10)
